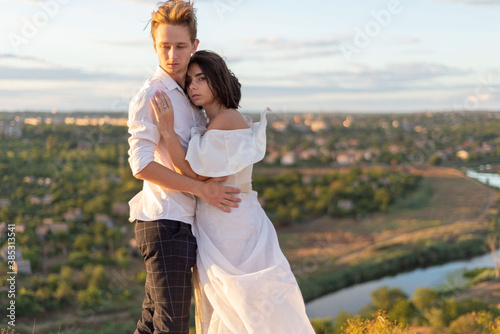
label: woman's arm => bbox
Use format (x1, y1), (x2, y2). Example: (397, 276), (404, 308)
(150, 91), (208, 181)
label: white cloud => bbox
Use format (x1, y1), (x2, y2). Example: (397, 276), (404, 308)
(439, 0), (500, 4)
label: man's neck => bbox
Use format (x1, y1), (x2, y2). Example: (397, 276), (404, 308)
(160, 65), (185, 90)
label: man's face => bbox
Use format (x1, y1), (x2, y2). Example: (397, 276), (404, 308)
(153, 24), (199, 85)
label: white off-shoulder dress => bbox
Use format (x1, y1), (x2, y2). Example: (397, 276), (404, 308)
(185, 110), (315, 334)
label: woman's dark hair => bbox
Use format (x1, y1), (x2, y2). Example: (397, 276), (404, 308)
(187, 50), (241, 109)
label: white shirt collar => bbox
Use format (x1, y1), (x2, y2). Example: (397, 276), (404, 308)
(155, 66), (185, 94)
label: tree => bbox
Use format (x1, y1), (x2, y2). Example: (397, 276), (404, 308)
(88, 265), (108, 289)
(73, 234), (93, 254)
(374, 188), (391, 212)
(370, 286), (408, 312)
(486, 234), (500, 278)
(412, 287), (440, 311)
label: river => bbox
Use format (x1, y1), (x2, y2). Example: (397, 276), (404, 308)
(306, 250), (499, 319)
(466, 169), (500, 188)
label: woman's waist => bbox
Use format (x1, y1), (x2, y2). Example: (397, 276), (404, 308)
(220, 180), (253, 193)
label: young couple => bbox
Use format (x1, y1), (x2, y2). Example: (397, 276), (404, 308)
(127, 1), (315, 333)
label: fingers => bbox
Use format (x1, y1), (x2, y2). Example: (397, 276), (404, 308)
(154, 91), (171, 111)
(150, 99), (161, 123)
(211, 176), (229, 182)
(223, 186), (241, 195)
(216, 204), (231, 213)
(224, 195), (241, 204)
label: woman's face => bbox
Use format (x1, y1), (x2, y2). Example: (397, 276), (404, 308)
(186, 63), (215, 107)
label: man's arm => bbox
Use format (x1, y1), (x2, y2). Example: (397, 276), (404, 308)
(128, 89), (240, 212)
(135, 161), (240, 213)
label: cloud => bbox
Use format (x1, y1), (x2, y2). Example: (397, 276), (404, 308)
(239, 62), (469, 90)
(439, 0), (500, 4)
(0, 54), (142, 81)
(389, 37), (421, 45)
(245, 36), (344, 49)
(226, 36), (344, 64)
(0, 65), (141, 81)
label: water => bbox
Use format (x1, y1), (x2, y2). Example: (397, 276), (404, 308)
(466, 169), (500, 188)
(306, 251), (499, 319)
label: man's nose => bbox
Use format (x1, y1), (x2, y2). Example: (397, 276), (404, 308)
(168, 48), (176, 59)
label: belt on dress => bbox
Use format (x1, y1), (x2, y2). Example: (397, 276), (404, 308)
(240, 182), (252, 193)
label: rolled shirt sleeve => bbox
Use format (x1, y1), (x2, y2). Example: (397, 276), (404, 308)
(127, 90), (161, 176)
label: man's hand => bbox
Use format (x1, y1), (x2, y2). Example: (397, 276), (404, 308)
(197, 176), (241, 213)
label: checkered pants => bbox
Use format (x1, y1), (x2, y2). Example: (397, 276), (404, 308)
(134, 220), (197, 334)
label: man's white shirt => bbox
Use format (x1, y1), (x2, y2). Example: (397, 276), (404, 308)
(127, 66), (202, 225)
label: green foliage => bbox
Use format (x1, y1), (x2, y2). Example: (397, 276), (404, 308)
(77, 286), (106, 309)
(370, 287), (408, 311)
(310, 318), (335, 334)
(342, 310), (413, 334)
(388, 300), (416, 325)
(447, 311), (497, 334)
(135, 270), (147, 284)
(254, 167), (420, 226)
(412, 287), (440, 311)
(87, 265), (109, 289)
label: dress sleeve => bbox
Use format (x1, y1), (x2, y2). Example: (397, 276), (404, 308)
(185, 109), (268, 177)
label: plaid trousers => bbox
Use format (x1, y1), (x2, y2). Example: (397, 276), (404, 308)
(134, 219), (197, 334)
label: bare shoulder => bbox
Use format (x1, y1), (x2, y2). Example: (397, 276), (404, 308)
(207, 109), (250, 131)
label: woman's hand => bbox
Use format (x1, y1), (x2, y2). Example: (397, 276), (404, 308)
(150, 90), (175, 135)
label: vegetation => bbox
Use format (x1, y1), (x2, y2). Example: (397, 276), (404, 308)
(2, 110), (500, 332)
(310, 268), (500, 333)
(253, 167), (420, 226)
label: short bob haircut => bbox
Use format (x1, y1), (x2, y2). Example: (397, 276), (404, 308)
(187, 50), (241, 109)
(150, 0), (197, 43)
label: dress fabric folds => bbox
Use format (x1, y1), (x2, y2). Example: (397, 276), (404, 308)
(186, 110), (315, 334)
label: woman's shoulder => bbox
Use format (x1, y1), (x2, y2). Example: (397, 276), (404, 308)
(206, 109), (250, 132)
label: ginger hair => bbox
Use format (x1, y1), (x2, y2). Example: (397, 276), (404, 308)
(150, 0), (197, 43)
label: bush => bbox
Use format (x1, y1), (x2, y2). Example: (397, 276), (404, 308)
(342, 310), (413, 334)
(447, 311), (495, 334)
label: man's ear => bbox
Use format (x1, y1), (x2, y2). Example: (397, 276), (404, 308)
(192, 39), (200, 53)
(153, 41), (158, 54)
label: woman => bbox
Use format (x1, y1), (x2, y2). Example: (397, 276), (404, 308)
(150, 50), (315, 334)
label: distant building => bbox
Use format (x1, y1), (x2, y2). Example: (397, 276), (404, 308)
(43, 218), (54, 225)
(0, 247), (22, 262)
(456, 150), (469, 161)
(64, 208), (82, 222)
(0, 198), (11, 208)
(42, 194), (53, 205)
(29, 195), (42, 205)
(112, 203), (129, 216)
(0, 223), (7, 237)
(0, 122), (22, 138)
(95, 214), (114, 229)
(16, 260), (32, 275)
(50, 222), (69, 234)
(280, 152), (296, 166)
(337, 199), (354, 211)
(16, 224), (26, 233)
(36, 225), (50, 239)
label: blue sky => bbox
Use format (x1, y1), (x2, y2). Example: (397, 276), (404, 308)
(0, 0), (499, 113)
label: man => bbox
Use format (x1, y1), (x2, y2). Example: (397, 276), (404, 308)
(127, 1), (241, 333)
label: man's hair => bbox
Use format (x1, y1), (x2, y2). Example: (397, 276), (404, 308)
(150, 0), (197, 43)
(188, 51), (241, 109)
